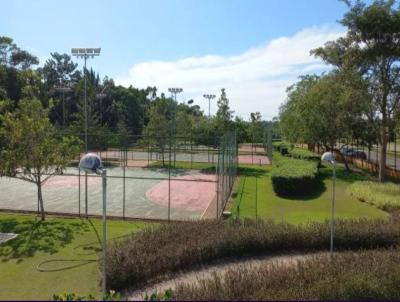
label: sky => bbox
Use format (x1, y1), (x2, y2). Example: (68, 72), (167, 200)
(1, 0), (349, 120)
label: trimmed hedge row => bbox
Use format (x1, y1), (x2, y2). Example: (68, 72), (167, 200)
(289, 148), (321, 163)
(272, 141), (293, 155)
(271, 157), (319, 196)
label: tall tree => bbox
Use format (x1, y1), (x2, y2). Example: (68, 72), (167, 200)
(0, 98), (81, 220)
(311, 0), (400, 181)
(216, 88), (233, 134)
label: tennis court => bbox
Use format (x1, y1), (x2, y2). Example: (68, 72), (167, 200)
(0, 167), (216, 220)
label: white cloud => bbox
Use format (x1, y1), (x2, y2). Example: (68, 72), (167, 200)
(115, 25), (343, 120)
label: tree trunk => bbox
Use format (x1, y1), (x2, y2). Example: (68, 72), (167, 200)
(37, 181), (45, 221)
(378, 128), (387, 182)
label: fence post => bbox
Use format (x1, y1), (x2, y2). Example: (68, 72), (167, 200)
(168, 134), (172, 222)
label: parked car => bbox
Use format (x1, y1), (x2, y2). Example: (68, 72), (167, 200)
(340, 145), (367, 159)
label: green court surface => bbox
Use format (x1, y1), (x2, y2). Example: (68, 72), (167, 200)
(232, 164), (388, 225)
(0, 213), (148, 300)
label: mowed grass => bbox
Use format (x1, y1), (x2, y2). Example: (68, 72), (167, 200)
(232, 163), (388, 224)
(148, 160), (216, 171)
(0, 213), (148, 300)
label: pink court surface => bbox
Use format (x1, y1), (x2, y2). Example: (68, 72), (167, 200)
(146, 174), (217, 215)
(238, 154), (270, 165)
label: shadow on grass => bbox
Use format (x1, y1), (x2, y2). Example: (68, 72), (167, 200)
(0, 218), (89, 262)
(319, 165), (370, 183)
(238, 167), (268, 177)
(276, 176), (327, 201)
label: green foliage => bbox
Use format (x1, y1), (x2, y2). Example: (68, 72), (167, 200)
(144, 289), (173, 301)
(105, 218), (400, 291)
(272, 141), (293, 155)
(271, 157), (319, 196)
(0, 98), (82, 220)
(348, 181), (400, 211)
(52, 290), (120, 301)
(172, 248), (400, 300)
(289, 148), (320, 162)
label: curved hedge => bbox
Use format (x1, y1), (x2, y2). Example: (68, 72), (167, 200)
(105, 219), (400, 291)
(271, 158), (319, 196)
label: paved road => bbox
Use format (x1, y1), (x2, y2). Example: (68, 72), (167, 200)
(337, 143), (400, 171)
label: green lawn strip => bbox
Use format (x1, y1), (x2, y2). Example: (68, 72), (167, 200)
(232, 161), (387, 225)
(147, 161), (215, 171)
(0, 213), (148, 300)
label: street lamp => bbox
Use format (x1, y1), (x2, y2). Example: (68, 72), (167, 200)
(203, 94), (216, 118)
(78, 153), (107, 294)
(72, 47), (101, 217)
(321, 151), (336, 256)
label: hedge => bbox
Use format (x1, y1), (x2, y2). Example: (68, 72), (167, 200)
(105, 219), (400, 291)
(272, 141), (293, 156)
(289, 148), (321, 163)
(271, 157), (319, 196)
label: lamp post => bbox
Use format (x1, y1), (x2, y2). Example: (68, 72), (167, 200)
(203, 94), (216, 118)
(79, 153), (107, 295)
(168, 88), (183, 166)
(72, 47), (101, 217)
(321, 151), (336, 256)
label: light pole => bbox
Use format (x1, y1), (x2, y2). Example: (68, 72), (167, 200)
(321, 151), (336, 256)
(55, 85), (72, 126)
(168, 88), (183, 166)
(203, 94), (216, 118)
(78, 153), (107, 295)
(72, 48), (101, 217)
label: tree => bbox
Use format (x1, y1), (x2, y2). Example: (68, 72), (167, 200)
(142, 97), (172, 164)
(216, 88), (233, 134)
(311, 0), (400, 181)
(280, 72), (365, 171)
(0, 98), (81, 220)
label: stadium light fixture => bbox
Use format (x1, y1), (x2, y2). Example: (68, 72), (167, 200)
(203, 94), (216, 118)
(321, 151), (336, 256)
(78, 153), (107, 295)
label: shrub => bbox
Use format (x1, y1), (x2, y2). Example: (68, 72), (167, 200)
(271, 158), (319, 196)
(348, 181), (400, 211)
(105, 218), (400, 291)
(289, 148), (320, 163)
(172, 248), (400, 300)
(272, 141), (293, 155)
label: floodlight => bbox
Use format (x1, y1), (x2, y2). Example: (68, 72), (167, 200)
(78, 152), (107, 294)
(321, 152), (335, 163)
(79, 153), (103, 174)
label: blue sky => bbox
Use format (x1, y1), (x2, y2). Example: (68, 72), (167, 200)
(2, 0), (349, 119)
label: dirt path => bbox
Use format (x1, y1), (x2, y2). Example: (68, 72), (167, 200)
(126, 252), (323, 300)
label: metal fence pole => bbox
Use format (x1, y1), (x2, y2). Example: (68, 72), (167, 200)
(78, 167), (81, 217)
(168, 135), (172, 222)
(123, 149), (126, 219)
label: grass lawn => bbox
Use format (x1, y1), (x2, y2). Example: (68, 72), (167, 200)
(232, 162), (388, 225)
(147, 161), (215, 171)
(0, 213), (148, 300)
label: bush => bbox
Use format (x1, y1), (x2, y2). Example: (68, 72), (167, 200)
(105, 218), (400, 291)
(272, 141), (293, 155)
(172, 248), (400, 300)
(271, 158), (319, 196)
(348, 181), (400, 211)
(289, 148), (320, 163)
